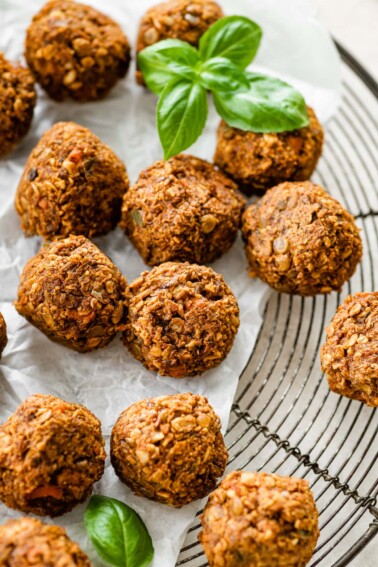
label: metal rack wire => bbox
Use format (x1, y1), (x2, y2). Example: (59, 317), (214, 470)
(177, 44), (378, 566)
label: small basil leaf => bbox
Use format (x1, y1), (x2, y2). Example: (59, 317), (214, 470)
(84, 495), (154, 567)
(198, 57), (250, 93)
(157, 78), (208, 160)
(199, 16), (262, 69)
(138, 39), (200, 95)
(213, 72), (310, 132)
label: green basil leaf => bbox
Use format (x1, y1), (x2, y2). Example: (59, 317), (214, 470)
(213, 72), (310, 132)
(157, 78), (208, 160)
(199, 16), (262, 69)
(84, 495), (154, 567)
(138, 39), (200, 95)
(198, 57), (250, 93)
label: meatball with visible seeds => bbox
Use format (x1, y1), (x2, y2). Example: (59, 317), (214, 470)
(199, 471), (319, 567)
(25, 0), (131, 101)
(15, 122), (129, 240)
(0, 394), (105, 517)
(136, 0), (223, 84)
(0, 53), (36, 157)
(111, 393), (228, 507)
(123, 262), (239, 377)
(120, 154), (245, 266)
(0, 517), (91, 566)
(321, 292), (378, 407)
(15, 235), (129, 352)
(214, 108), (324, 195)
(0, 313), (7, 359)
(241, 181), (362, 296)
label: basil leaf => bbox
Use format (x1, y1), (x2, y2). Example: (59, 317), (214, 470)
(198, 57), (250, 93)
(157, 78), (208, 160)
(84, 495), (154, 567)
(138, 39), (199, 95)
(199, 16), (262, 69)
(213, 72), (310, 132)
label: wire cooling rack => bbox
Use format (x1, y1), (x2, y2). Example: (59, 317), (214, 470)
(178, 43), (378, 567)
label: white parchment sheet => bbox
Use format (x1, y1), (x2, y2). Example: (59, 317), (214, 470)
(0, 0), (340, 565)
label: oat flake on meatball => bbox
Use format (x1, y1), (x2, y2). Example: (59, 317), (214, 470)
(111, 392), (228, 507)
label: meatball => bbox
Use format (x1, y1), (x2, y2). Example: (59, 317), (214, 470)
(0, 394), (105, 517)
(123, 262), (239, 377)
(214, 108), (324, 195)
(241, 181), (362, 296)
(321, 292), (378, 407)
(0, 312), (7, 359)
(111, 393), (228, 507)
(25, 0), (131, 101)
(0, 52), (36, 157)
(15, 122), (129, 240)
(15, 235), (128, 352)
(0, 517), (91, 566)
(136, 0), (223, 84)
(120, 154), (245, 266)
(199, 471), (319, 567)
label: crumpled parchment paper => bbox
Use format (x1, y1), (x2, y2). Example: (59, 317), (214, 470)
(0, 0), (340, 564)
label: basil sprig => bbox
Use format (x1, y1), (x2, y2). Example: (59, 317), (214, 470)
(138, 15), (310, 160)
(85, 495), (154, 567)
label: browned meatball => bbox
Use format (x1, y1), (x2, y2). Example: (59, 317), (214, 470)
(0, 394), (105, 517)
(0, 312), (7, 359)
(0, 517), (91, 566)
(120, 154), (245, 266)
(214, 108), (324, 195)
(199, 471), (319, 567)
(321, 292), (378, 406)
(111, 393), (228, 507)
(123, 262), (239, 377)
(25, 0), (131, 101)
(136, 0), (223, 84)
(0, 53), (36, 157)
(15, 122), (129, 240)
(241, 181), (362, 296)
(15, 235), (128, 352)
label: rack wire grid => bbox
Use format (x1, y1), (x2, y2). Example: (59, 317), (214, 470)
(178, 43), (378, 567)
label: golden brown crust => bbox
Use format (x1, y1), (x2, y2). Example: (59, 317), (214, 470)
(214, 108), (324, 195)
(199, 471), (319, 567)
(0, 53), (36, 157)
(25, 0), (131, 101)
(136, 0), (223, 84)
(321, 292), (378, 406)
(241, 181), (362, 296)
(0, 517), (91, 566)
(120, 154), (246, 266)
(15, 122), (129, 240)
(0, 313), (7, 359)
(0, 394), (105, 517)
(15, 235), (129, 352)
(123, 262), (239, 377)
(111, 393), (228, 507)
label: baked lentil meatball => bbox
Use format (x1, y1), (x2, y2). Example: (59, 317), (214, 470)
(15, 235), (128, 352)
(120, 154), (245, 266)
(0, 53), (36, 157)
(0, 312), (7, 359)
(214, 108), (324, 195)
(0, 394), (105, 517)
(136, 0), (223, 84)
(25, 0), (131, 101)
(111, 393), (228, 507)
(0, 517), (91, 566)
(242, 181), (362, 296)
(321, 292), (378, 407)
(199, 471), (319, 567)
(15, 121), (129, 240)
(123, 262), (239, 377)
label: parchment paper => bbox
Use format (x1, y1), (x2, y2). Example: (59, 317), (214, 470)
(0, 0), (340, 564)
